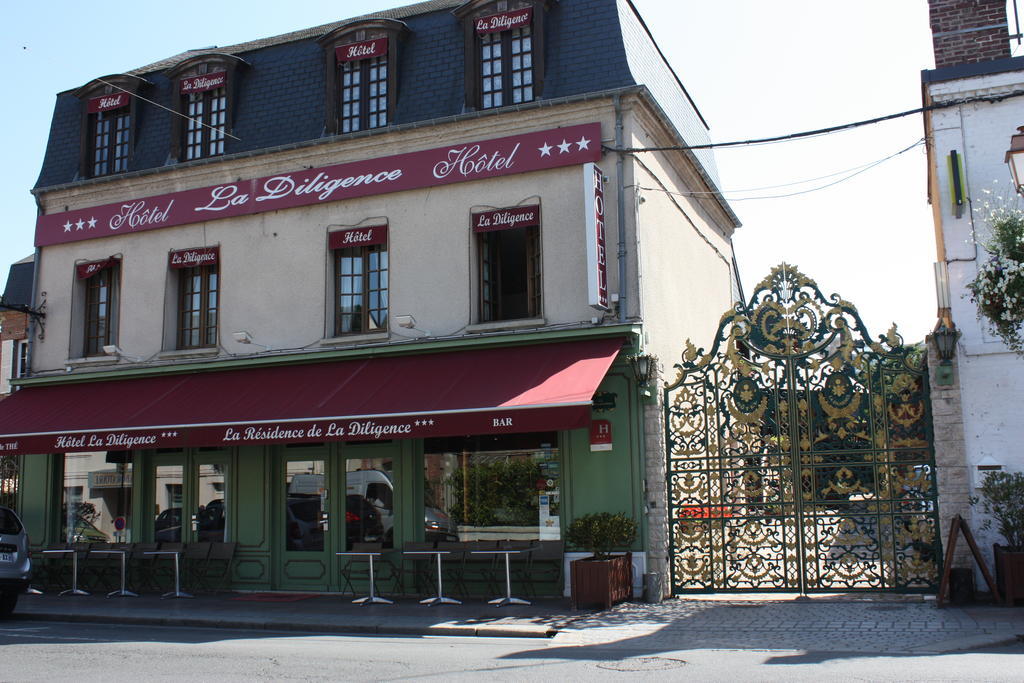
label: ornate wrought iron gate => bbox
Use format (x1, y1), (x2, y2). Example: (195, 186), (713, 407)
(0, 454), (19, 510)
(665, 265), (940, 593)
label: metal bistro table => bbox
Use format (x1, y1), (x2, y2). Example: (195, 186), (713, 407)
(472, 548), (532, 606)
(42, 548), (89, 596)
(144, 550), (193, 599)
(90, 549), (138, 598)
(404, 550), (461, 606)
(336, 551), (393, 605)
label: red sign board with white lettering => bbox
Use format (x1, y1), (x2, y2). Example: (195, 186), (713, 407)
(87, 93), (129, 113)
(0, 337), (623, 456)
(472, 205), (540, 233)
(475, 8), (533, 34)
(35, 122), (601, 247)
(329, 225), (387, 249)
(180, 71), (227, 94)
(583, 163), (609, 311)
(75, 257), (118, 280)
(169, 246), (219, 269)
(590, 419), (612, 451)
(336, 37), (388, 62)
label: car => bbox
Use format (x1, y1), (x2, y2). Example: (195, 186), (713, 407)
(345, 494), (384, 546)
(154, 507), (182, 543)
(286, 497), (324, 551)
(0, 506), (31, 618)
(197, 499), (226, 542)
(424, 506), (458, 543)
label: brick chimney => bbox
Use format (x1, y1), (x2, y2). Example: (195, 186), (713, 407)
(929, 0), (1011, 68)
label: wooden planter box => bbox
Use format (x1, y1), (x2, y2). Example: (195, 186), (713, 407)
(570, 552), (632, 610)
(994, 544), (1024, 606)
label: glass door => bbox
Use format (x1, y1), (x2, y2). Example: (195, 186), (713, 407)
(278, 452), (335, 590)
(284, 459), (327, 553)
(154, 462), (185, 542)
(151, 451), (230, 544)
(193, 458), (228, 542)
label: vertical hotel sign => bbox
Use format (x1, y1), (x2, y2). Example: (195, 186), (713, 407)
(583, 163), (609, 310)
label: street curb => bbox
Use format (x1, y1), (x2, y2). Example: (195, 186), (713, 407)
(13, 611), (558, 639)
(904, 632), (1024, 654)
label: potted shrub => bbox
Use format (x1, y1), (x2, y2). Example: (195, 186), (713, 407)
(973, 471), (1024, 605)
(566, 512), (637, 609)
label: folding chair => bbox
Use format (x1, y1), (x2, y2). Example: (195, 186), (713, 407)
(182, 542), (211, 592)
(202, 542), (237, 593)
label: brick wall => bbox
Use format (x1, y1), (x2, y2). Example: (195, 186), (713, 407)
(0, 311), (29, 343)
(929, 0), (1011, 68)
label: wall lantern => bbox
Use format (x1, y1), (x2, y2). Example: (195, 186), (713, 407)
(628, 353), (658, 388)
(931, 321), (959, 386)
(1006, 125), (1024, 195)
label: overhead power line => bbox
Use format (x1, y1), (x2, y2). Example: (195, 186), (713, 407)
(611, 89), (1024, 152)
(650, 139), (925, 201)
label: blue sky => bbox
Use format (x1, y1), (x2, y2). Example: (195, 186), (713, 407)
(4, 1), (1020, 342)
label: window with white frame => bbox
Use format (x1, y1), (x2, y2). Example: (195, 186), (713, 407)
(456, 0), (548, 111)
(319, 21), (406, 137)
(329, 226), (389, 336)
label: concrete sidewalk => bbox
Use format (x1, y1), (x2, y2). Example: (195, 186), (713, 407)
(14, 591), (579, 638)
(13, 591), (1024, 654)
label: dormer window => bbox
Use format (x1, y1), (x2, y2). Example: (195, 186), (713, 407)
(183, 72), (228, 160)
(165, 54), (246, 163)
(455, 0), (548, 111)
(318, 20), (408, 136)
(89, 97), (131, 176)
(73, 75), (148, 179)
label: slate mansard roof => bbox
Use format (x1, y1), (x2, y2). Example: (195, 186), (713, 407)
(34, 0), (723, 199)
(2, 256), (35, 309)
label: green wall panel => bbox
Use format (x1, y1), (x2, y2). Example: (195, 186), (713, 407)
(18, 454), (57, 546)
(564, 371), (645, 550)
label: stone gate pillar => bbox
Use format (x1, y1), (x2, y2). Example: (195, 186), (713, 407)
(925, 338), (971, 569)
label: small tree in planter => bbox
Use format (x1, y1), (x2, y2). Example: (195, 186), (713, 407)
(566, 512), (637, 609)
(973, 471), (1024, 605)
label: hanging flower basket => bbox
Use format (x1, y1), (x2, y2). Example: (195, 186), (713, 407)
(966, 200), (1024, 355)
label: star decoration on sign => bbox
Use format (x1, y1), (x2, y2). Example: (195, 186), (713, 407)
(63, 221), (72, 233)
(75, 219), (85, 231)
(159, 431), (180, 438)
(537, 136), (592, 158)
(87, 217), (97, 229)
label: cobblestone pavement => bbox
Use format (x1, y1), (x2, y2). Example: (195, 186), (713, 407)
(553, 597), (1024, 654)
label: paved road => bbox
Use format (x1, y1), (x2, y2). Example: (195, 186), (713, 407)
(555, 599), (1024, 654)
(1, 619), (1023, 681)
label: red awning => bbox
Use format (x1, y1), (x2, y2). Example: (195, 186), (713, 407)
(0, 337), (623, 455)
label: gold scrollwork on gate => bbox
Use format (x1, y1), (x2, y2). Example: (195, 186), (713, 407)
(665, 264), (940, 594)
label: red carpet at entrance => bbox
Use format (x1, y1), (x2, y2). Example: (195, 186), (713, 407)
(230, 593), (319, 602)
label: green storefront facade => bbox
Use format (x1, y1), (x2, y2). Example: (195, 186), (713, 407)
(9, 327), (649, 595)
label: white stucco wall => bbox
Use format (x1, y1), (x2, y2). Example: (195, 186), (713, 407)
(626, 106), (736, 377)
(926, 67), (1024, 551)
(31, 102), (642, 374)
